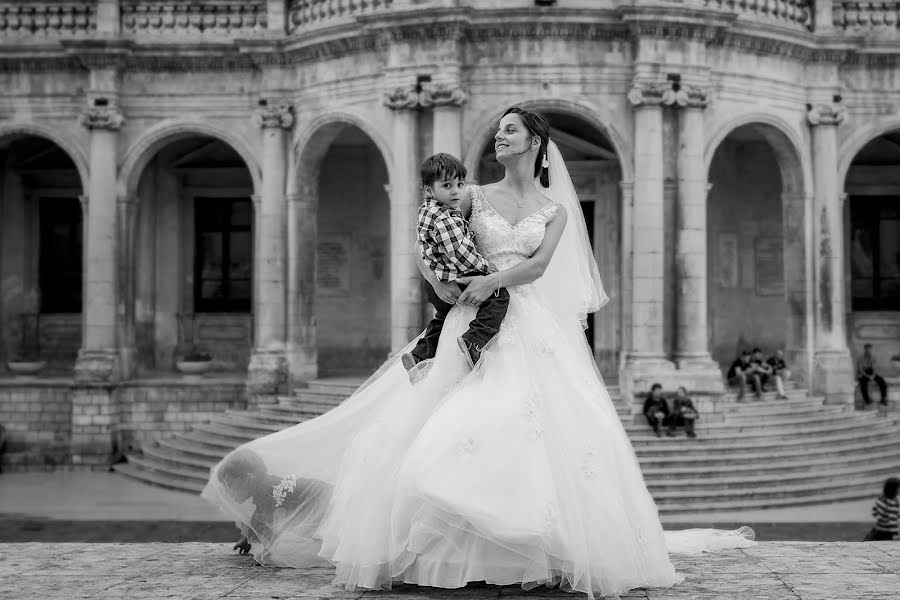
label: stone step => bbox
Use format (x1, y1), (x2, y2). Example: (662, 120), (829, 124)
(227, 408), (318, 426)
(142, 442), (219, 471)
(209, 413), (294, 434)
(274, 397), (341, 412)
(190, 422), (258, 444)
(113, 461), (204, 494)
(655, 485), (876, 514)
(171, 429), (244, 452)
(646, 462), (900, 492)
(640, 445), (900, 473)
(124, 453), (209, 486)
(628, 417), (894, 445)
(631, 425), (899, 454)
(624, 410), (873, 434)
(651, 470), (891, 505)
(635, 437), (900, 468)
(155, 435), (231, 461)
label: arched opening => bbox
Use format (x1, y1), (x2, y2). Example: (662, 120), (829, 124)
(707, 124), (807, 377)
(313, 125), (391, 375)
(0, 135), (84, 371)
(132, 135), (255, 373)
(844, 131), (900, 373)
(475, 109), (622, 378)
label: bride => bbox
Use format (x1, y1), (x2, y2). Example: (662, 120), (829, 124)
(202, 106), (754, 599)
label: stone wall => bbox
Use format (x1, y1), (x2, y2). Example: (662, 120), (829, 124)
(0, 382), (71, 471)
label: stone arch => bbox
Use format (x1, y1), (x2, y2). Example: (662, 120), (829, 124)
(837, 115), (900, 187)
(0, 121), (89, 189)
(289, 111), (393, 195)
(462, 98), (633, 184)
(704, 113), (810, 196)
(118, 119), (261, 198)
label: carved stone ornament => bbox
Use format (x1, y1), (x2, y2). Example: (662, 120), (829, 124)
(807, 103), (845, 126)
(80, 106), (124, 131)
(672, 85), (709, 109)
(627, 82), (674, 107)
(253, 104), (294, 129)
(384, 86), (419, 110)
(419, 84), (467, 108)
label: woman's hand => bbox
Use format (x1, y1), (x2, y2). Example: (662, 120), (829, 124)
(233, 536), (252, 555)
(457, 274), (498, 306)
(432, 280), (462, 305)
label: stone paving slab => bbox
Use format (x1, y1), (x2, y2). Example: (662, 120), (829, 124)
(2, 542), (898, 599)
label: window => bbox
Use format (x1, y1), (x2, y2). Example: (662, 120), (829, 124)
(194, 197), (252, 312)
(851, 196), (900, 310)
(39, 197), (82, 313)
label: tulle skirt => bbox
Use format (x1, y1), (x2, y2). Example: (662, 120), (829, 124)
(202, 285), (754, 598)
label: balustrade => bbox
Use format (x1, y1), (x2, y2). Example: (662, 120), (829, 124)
(0, 2), (96, 37)
(705, 0), (812, 30)
(288, 0), (393, 35)
(833, 1), (900, 31)
(120, 1), (267, 36)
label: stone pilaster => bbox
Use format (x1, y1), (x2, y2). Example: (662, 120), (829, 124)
(286, 189), (318, 384)
(116, 195), (138, 379)
(247, 102), (292, 397)
(671, 85), (722, 390)
(807, 101), (854, 404)
(76, 100), (124, 384)
(422, 84), (467, 158)
(385, 87), (422, 351)
(622, 82), (676, 399)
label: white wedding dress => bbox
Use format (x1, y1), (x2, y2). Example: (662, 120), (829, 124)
(202, 184), (753, 599)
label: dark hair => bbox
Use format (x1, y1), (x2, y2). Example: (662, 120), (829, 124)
(885, 477), (900, 499)
(420, 153), (467, 188)
(864, 343), (873, 350)
(502, 106), (551, 187)
(217, 448), (267, 484)
(651, 383), (662, 392)
(677, 386), (687, 393)
(752, 347), (762, 354)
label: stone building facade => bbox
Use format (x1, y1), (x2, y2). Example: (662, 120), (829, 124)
(0, 0), (899, 468)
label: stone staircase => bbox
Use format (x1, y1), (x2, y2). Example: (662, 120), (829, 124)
(115, 379), (900, 515)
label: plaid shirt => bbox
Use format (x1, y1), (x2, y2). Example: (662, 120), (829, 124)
(417, 200), (489, 282)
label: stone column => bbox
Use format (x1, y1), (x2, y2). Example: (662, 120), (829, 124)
(672, 86), (722, 389)
(423, 84), (467, 158)
(619, 181), (634, 373)
(286, 188), (318, 384)
(807, 101), (854, 403)
(116, 195), (138, 379)
(76, 100), (124, 384)
(247, 102), (292, 397)
(385, 87), (422, 351)
(623, 82), (676, 397)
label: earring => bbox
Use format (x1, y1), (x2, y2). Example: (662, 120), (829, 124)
(541, 153), (550, 169)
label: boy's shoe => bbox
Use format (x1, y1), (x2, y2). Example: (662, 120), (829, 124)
(457, 337), (485, 370)
(401, 352), (420, 372)
(407, 359), (433, 385)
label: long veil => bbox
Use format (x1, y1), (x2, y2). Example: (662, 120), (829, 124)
(534, 140), (608, 329)
(536, 138), (756, 555)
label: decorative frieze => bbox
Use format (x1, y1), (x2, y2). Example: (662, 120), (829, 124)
(253, 103), (294, 129)
(80, 106), (125, 131)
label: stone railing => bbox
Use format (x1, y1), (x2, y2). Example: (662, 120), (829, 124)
(288, 0), (393, 35)
(120, 0), (267, 36)
(833, 1), (900, 32)
(705, 0), (813, 30)
(0, 2), (96, 37)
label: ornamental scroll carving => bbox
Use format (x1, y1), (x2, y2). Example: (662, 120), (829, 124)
(80, 106), (125, 131)
(806, 102), (845, 126)
(253, 104), (294, 129)
(384, 84), (467, 111)
(628, 82), (709, 109)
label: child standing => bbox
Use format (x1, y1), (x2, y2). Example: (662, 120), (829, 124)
(866, 477), (899, 541)
(402, 153), (509, 378)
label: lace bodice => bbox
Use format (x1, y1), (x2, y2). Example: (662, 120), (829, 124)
(469, 185), (559, 272)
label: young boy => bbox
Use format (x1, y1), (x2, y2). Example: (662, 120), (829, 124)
(216, 448), (330, 556)
(402, 153), (509, 378)
(867, 477), (899, 541)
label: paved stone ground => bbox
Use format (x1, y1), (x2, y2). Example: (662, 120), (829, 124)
(3, 542), (898, 599)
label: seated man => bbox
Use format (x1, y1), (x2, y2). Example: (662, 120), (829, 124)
(727, 349), (761, 401)
(749, 348), (773, 394)
(672, 386), (700, 439)
(766, 349), (791, 400)
(857, 343), (889, 407)
(642, 383), (674, 438)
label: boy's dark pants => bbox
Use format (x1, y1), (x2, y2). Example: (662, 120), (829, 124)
(410, 275), (509, 363)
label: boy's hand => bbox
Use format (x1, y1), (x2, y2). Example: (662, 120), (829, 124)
(233, 536), (252, 555)
(432, 280), (461, 304)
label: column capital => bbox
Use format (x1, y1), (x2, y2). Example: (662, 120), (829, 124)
(80, 106), (124, 131)
(671, 85), (709, 109)
(806, 101), (845, 126)
(384, 85), (420, 111)
(253, 103), (294, 129)
(419, 83), (467, 108)
(627, 82), (675, 107)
